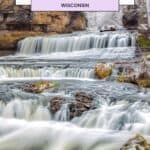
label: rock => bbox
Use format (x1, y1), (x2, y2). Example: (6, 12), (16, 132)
(50, 96), (65, 113)
(0, 31), (52, 50)
(117, 63), (150, 88)
(49, 92), (94, 119)
(69, 13), (87, 30)
(0, 10), (86, 50)
(0, 0), (14, 10)
(122, 9), (139, 29)
(23, 81), (58, 93)
(69, 92), (93, 119)
(0, 4), (86, 33)
(75, 92), (93, 108)
(122, 1), (147, 29)
(121, 134), (150, 150)
(95, 63), (113, 79)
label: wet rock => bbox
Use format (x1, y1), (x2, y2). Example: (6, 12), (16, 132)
(117, 63), (150, 88)
(23, 81), (58, 93)
(121, 134), (150, 150)
(0, 31), (49, 50)
(69, 92), (93, 119)
(95, 63), (114, 79)
(50, 96), (65, 113)
(75, 92), (93, 108)
(49, 92), (94, 119)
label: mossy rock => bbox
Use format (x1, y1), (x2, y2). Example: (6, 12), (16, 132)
(117, 75), (133, 83)
(136, 79), (150, 88)
(23, 81), (59, 93)
(137, 35), (150, 49)
(117, 74), (150, 88)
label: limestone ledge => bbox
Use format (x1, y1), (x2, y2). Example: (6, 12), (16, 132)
(0, 31), (56, 50)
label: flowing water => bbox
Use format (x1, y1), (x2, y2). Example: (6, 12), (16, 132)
(147, 0), (150, 26)
(0, 29), (149, 150)
(18, 32), (135, 54)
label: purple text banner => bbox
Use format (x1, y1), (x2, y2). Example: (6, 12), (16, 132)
(32, 0), (119, 11)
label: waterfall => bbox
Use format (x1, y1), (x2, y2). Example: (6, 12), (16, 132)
(18, 32), (135, 54)
(0, 66), (95, 78)
(0, 2), (149, 149)
(147, 0), (150, 26)
(0, 45), (136, 79)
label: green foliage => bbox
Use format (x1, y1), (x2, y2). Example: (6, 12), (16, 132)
(144, 52), (150, 56)
(137, 36), (150, 49)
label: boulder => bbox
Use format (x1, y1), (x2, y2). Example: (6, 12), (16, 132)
(23, 81), (58, 93)
(117, 63), (150, 88)
(50, 96), (65, 113)
(69, 92), (93, 119)
(49, 92), (94, 119)
(95, 63), (113, 79)
(121, 134), (150, 150)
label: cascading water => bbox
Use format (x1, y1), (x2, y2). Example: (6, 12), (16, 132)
(0, 66), (95, 78)
(18, 32), (135, 54)
(0, 80), (149, 150)
(147, 0), (150, 26)
(0, 11), (149, 150)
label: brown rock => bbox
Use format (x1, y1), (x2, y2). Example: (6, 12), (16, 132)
(117, 63), (150, 88)
(50, 96), (65, 113)
(48, 92), (94, 119)
(121, 134), (150, 150)
(23, 81), (58, 93)
(95, 63), (113, 79)
(69, 92), (94, 119)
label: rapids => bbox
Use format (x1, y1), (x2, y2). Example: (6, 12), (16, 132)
(0, 80), (149, 150)
(0, 29), (149, 150)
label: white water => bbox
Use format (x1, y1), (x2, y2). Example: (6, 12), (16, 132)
(0, 46), (136, 79)
(0, 66), (94, 78)
(0, 118), (132, 150)
(0, 82), (149, 150)
(0, 27), (147, 150)
(18, 32), (135, 54)
(147, 0), (150, 26)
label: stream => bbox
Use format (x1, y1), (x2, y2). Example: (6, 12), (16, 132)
(0, 28), (149, 150)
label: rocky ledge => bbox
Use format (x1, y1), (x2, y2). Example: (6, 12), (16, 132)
(0, 1), (87, 51)
(117, 62), (150, 88)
